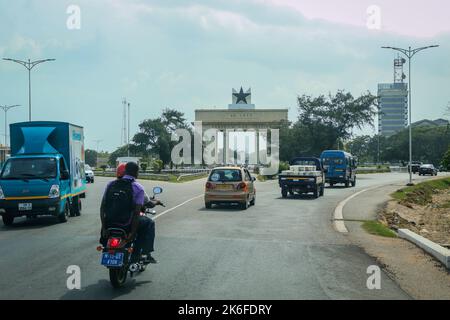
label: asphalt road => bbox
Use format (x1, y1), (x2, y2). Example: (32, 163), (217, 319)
(0, 172), (440, 299)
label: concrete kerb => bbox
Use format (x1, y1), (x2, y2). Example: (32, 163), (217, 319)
(398, 229), (450, 269)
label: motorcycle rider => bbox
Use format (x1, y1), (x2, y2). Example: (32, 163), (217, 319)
(100, 162), (159, 264)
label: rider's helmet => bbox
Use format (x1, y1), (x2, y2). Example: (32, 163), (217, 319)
(116, 163), (126, 178)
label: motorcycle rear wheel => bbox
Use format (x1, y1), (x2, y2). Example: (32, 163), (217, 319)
(109, 267), (128, 288)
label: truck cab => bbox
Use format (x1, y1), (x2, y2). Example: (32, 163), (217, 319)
(320, 150), (357, 188)
(0, 121), (86, 226)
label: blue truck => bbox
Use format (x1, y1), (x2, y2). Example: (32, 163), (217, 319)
(320, 150), (357, 188)
(0, 121), (86, 225)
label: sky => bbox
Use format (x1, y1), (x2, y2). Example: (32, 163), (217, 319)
(0, 0), (449, 152)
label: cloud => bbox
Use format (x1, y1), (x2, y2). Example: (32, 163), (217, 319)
(0, 0), (449, 151)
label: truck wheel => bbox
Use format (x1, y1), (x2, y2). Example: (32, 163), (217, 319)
(345, 180), (350, 188)
(58, 203), (70, 223)
(313, 186), (319, 199)
(2, 214), (14, 226)
(70, 196), (81, 217)
(351, 178), (356, 187)
(319, 185), (324, 196)
(281, 188), (288, 198)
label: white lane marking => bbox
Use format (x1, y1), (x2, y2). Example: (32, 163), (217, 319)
(333, 186), (380, 233)
(153, 194), (203, 221)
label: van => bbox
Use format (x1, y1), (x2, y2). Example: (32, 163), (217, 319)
(320, 150), (357, 187)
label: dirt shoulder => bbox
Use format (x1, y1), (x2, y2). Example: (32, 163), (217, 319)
(344, 177), (450, 299)
(380, 182), (450, 246)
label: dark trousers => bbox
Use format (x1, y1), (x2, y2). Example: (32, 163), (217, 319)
(134, 216), (155, 255)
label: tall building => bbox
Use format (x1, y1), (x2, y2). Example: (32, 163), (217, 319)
(378, 57), (408, 136)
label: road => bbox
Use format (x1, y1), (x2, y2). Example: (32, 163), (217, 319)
(0, 172), (439, 299)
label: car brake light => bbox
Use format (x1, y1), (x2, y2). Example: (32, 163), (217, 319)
(206, 182), (215, 190)
(108, 238), (121, 248)
(237, 182), (247, 191)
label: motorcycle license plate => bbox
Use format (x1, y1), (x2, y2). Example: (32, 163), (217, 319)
(101, 252), (124, 267)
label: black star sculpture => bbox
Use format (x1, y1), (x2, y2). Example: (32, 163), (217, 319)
(233, 87), (251, 104)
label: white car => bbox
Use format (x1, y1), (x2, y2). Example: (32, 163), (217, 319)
(85, 164), (95, 183)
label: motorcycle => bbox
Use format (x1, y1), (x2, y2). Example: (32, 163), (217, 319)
(97, 186), (165, 288)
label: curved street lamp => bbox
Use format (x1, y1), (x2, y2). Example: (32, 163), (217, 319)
(3, 58), (55, 121)
(0, 104), (21, 146)
(381, 45), (439, 186)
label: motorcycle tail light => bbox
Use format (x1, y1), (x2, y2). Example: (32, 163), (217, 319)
(108, 237), (121, 248)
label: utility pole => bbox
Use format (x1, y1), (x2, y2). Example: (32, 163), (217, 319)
(381, 45), (439, 186)
(127, 102), (130, 157)
(121, 98), (128, 147)
(3, 58), (55, 121)
(92, 139), (102, 167)
(0, 104), (21, 146)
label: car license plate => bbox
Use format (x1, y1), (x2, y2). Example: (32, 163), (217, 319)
(101, 252), (124, 267)
(216, 185), (232, 190)
(18, 203), (32, 211)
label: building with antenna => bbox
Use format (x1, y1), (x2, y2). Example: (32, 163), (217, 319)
(377, 57), (409, 136)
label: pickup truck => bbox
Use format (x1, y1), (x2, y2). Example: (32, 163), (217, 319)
(0, 121), (86, 225)
(278, 157), (325, 199)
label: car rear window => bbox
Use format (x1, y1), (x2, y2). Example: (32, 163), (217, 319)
(209, 169), (242, 182)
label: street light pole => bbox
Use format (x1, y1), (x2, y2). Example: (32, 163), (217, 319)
(381, 45), (439, 186)
(93, 139), (103, 168)
(127, 102), (130, 157)
(3, 58), (55, 121)
(0, 105), (21, 147)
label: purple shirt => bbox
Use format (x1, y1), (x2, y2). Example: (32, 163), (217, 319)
(104, 175), (145, 206)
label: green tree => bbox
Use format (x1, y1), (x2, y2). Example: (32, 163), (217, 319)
(132, 109), (190, 166)
(441, 148), (450, 170)
(151, 159), (164, 173)
(108, 145), (129, 166)
(294, 91), (378, 157)
(85, 149), (98, 167)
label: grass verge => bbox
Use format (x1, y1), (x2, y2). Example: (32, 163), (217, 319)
(391, 177), (450, 205)
(362, 221), (397, 238)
